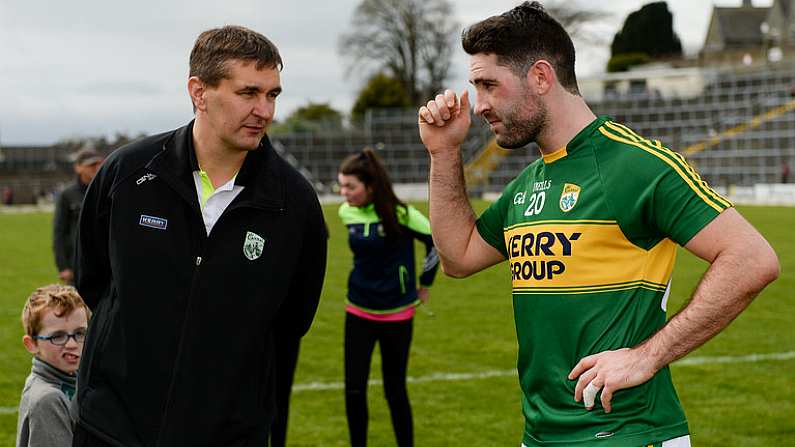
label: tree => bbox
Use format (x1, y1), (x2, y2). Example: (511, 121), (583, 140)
(339, 0), (458, 106)
(270, 102), (344, 134)
(608, 1), (682, 72)
(544, 1), (611, 44)
(606, 53), (651, 73)
(351, 73), (412, 120)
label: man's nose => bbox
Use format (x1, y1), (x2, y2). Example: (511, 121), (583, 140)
(252, 98), (274, 120)
(473, 94), (488, 116)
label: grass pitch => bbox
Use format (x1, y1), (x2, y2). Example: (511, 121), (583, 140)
(0, 203), (792, 446)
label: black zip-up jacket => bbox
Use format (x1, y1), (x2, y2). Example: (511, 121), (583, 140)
(74, 122), (327, 447)
(52, 178), (88, 273)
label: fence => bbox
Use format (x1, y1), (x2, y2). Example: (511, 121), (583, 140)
(3, 64), (795, 202)
(274, 65), (795, 193)
(590, 66), (795, 188)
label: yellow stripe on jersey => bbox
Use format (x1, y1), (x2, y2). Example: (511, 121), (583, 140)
(605, 121), (718, 203)
(669, 148), (733, 209)
(514, 279), (668, 292)
(542, 146), (568, 164)
(607, 121), (732, 208)
(605, 122), (732, 209)
(514, 280), (668, 295)
(504, 222), (676, 290)
(505, 219), (616, 231)
(598, 125), (727, 213)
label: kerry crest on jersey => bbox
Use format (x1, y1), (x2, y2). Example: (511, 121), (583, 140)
(559, 183), (581, 212)
(243, 231), (265, 261)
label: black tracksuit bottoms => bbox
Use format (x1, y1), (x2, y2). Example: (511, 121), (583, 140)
(344, 312), (413, 447)
(269, 337), (301, 447)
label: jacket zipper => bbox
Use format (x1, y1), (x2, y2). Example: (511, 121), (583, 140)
(155, 206), (206, 446)
(155, 202), (282, 444)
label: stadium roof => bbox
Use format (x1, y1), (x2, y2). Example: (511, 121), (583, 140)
(712, 6), (770, 47)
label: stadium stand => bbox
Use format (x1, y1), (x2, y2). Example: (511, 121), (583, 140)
(3, 65), (795, 203)
(274, 65), (795, 194)
(0, 145), (75, 204)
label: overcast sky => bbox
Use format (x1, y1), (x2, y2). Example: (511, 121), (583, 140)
(0, 0), (768, 145)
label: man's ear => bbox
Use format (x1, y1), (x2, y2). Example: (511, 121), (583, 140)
(526, 59), (556, 96)
(188, 76), (207, 112)
(22, 335), (38, 355)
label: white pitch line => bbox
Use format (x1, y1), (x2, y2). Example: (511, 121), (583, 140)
(0, 351), (793, 415)
(294, 369), (517, 392)
(673, 350), (795, 366)
(293, 350), (795, 393)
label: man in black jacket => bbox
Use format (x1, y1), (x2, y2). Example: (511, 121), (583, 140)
(52, 147), (103, 284)
(73, 26), (328, 447)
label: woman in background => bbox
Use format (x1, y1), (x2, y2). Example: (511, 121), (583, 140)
(338, 148), (439, 447)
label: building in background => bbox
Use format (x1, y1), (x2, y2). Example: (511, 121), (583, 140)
(702, 0), (795, 68)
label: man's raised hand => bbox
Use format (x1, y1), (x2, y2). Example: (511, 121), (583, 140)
(418, 89), (471, 156)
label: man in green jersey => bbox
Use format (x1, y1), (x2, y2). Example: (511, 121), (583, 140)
(418, 2), (780, 446)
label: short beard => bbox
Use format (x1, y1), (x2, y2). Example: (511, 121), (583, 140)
(495, 95), (548, 149)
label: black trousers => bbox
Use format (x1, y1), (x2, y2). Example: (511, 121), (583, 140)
(344, 312), (413, 447)
(269, 337), (301, 447)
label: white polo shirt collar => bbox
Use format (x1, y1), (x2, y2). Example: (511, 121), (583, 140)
(192, 169), (245, 235)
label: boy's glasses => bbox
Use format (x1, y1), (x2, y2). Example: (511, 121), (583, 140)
(32, 329), (87, 346)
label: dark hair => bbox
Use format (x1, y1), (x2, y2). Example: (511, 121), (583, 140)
(339, 148), (406, 239)
(189, 25), (283, 87)
(461, 1), (579, 95)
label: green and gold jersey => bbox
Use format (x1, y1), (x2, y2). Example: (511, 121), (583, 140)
(476, 116), (731, 446)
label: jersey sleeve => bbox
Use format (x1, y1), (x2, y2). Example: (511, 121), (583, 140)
(403, 205), (439, 287)
(338, 202), (349, 222)
(601, 135), (732, 248)
(650, 157), (732, 245)
(475, 191), (511, 258)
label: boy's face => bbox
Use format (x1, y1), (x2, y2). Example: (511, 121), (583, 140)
(23, 308), (89, 375)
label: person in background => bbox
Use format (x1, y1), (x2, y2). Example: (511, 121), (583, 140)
(337, 148), (439, 447)
(3, 185), (15, 205)
(52, 148), (103, 285)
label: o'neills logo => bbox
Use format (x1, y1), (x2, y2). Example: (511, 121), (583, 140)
(507, 231), (581, 281)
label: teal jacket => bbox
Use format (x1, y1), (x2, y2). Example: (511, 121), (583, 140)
(339, 203), (439, 312)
